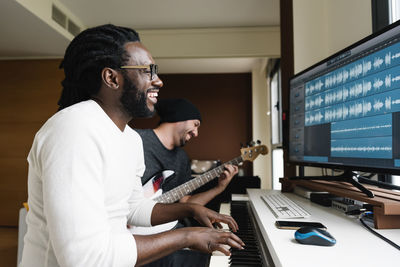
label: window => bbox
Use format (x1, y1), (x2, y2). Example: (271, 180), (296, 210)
(390, 0), (400, 22)
(267, 59), (284, 189)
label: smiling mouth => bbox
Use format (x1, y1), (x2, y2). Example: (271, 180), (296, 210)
(147, 89), (159, 104)
(186, 132), (195, 141)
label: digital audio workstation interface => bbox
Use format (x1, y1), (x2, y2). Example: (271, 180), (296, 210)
(289, 24), (400, 171)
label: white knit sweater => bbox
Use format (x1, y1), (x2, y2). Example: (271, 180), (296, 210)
(21, 100), (156, 267)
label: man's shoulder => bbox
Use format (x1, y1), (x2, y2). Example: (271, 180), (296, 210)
(134, 128), (152, 136)
(36, 100), (113, 141)
(135, 129), (167, 155)
(39, 101), (92, 130)
(47, 100), (99, 123)
(134, 128), (156, 141)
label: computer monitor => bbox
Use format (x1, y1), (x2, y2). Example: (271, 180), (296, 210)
(288, 20), (400, 195)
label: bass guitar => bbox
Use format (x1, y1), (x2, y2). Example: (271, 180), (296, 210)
(130, 143), (268, 234)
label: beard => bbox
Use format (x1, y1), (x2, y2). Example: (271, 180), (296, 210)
(179, 130), (189, 147)
(179, 137), (186, 147)
(120, 73), (154, 118)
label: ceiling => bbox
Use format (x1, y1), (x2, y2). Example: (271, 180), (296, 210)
(58, 0), (279, 29)
(0, 0), (280, 73)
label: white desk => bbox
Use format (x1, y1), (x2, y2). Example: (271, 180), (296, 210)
(247, 189), (400, 267)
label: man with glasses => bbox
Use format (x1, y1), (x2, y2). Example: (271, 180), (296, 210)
(20, 24), (244, 267)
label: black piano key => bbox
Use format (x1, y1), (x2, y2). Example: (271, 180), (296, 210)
(230, 260), (262, 265)
(230, 256), (262, 262)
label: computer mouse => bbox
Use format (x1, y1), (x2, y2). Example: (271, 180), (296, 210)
(294, 226), (336, 246)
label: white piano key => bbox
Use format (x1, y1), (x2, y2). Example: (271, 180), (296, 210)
(209, 255), (229, 267)
(219, 203), (231, 230)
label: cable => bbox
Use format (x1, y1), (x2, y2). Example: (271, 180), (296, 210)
(359, 212), (400, 251)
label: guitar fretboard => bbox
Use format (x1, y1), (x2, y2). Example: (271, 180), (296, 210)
(155, 156), (243, 203)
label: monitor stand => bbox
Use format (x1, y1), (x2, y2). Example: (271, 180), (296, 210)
(290, 169), (374, 198)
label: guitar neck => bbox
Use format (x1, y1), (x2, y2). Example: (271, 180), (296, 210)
(155, 156), (243, 203)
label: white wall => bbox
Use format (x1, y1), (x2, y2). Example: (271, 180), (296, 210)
(293, 0), (372, 176)
(252, 59), (272, 189)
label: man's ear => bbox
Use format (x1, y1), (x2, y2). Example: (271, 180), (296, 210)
(101, 67), (121, 90)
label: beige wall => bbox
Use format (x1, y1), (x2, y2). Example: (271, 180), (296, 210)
(139, 27), (280, 59)
(293, 0), (372, 73)
(252, 59), (272, 188)
(325, 0), (372, 55)
(293, 0), (329, 73)
(293, 0), (373, 176)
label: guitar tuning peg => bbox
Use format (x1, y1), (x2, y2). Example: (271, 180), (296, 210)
(256, 140), (261, 144)
(250, 141), (256, 147)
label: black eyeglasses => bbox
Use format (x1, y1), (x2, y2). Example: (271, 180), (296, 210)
(120, 64), (158, 80)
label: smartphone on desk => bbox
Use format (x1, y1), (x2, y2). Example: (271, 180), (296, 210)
(275, 220), (327, 230)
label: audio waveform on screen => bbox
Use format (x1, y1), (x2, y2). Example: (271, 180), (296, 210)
(305, 67), (400, 113)
(331, 124), (391, 134)
(331, 114), (392, 139)
(305, 88), (400, 126)
(289, 26), (400, 166)
(331, 136), (392, 158)
(331, 146), (392, 152)
(305, 41), (400, 97)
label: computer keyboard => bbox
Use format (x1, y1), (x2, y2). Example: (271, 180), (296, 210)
(261, 193), (311, 219)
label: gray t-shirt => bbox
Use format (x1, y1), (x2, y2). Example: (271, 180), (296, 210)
(135, 129), (192, 193)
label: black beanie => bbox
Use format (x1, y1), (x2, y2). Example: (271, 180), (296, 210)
(156, 98), (202, 123)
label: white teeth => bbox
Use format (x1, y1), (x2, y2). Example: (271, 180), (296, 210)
(148, 92), (158, 98)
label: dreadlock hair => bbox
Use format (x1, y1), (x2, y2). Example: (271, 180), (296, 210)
(57, 24), (140, 110)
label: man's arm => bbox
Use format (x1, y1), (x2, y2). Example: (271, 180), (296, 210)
(179, 164), (238, 205)
(134, 227), (244, 266)
(150, 202), (239, 231)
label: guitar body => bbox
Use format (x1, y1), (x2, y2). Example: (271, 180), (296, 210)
(142, 170), (175, 199)
(130, 170), (177, 235)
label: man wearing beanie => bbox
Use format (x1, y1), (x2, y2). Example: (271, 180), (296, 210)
(135, 98), (238, 267)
